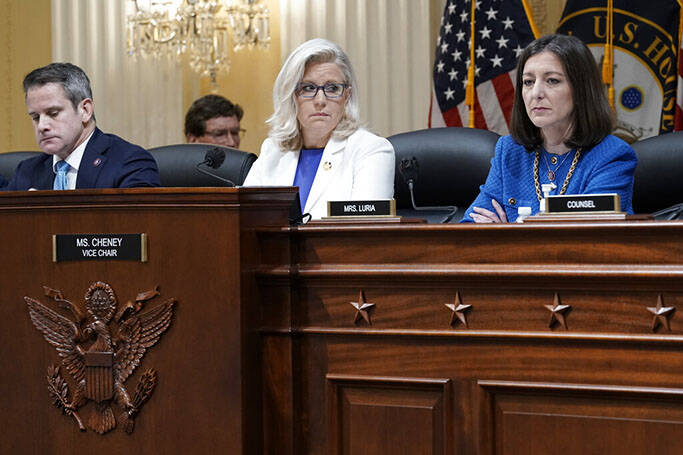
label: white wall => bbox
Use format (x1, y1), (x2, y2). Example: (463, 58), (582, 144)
(51, 0), (433, 147)
(280, 0), (432, 137)
(52, 0), (184, 148)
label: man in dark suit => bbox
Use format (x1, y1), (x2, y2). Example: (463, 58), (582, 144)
(3, 63), (159, 191)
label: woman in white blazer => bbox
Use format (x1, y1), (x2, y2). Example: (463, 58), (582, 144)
(243, 38), (395, 220)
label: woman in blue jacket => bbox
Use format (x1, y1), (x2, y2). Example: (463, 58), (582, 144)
(462, 34), (636, 223)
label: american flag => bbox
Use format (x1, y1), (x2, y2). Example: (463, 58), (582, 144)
(429, 0), (537, 134)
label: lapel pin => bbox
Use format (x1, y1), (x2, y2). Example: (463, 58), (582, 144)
(323, 161), (332, 171)
(93, 158), (102, 167)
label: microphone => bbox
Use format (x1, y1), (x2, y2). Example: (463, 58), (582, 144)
(195, 147), (235, 186)
(652, 202), (683, 220)
(288, 191), (312, 225)
(204, 147), (226, 168)
(399, 157), (458, 223)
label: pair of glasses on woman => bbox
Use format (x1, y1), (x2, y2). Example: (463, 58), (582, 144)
(296, 82), (348, 99)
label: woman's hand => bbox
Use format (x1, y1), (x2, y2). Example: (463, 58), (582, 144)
(469, 199), (508, 223)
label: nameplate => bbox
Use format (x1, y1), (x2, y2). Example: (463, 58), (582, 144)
(53, 234), (148, 262)
(545, 194), (621, 214)
(327, 200), (396, 217)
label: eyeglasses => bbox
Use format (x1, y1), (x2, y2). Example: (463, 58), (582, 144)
(296, 82), (348, 99)
(204, 128), (246, 140)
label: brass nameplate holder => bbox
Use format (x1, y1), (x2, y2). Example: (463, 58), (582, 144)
(544, 193), (621, 214)
(526, 193), (625, 222)
(326, 199), (396, 218)
(53, 233), (148, 262)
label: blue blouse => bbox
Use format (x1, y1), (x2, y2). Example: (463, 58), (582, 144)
(293, 147), (324, 211)
(461, 135), (637, 222)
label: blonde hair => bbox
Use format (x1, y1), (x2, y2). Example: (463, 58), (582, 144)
(267, 38), (361, 150)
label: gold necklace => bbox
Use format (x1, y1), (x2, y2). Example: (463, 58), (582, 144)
(542, 151), (572, 181)
(534, 148), (581, 201)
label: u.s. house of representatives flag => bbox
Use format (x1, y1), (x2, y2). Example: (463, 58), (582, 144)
(557, 0), (682, 141)
(429, 0), (537, 134)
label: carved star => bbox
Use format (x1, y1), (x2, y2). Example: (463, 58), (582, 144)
(647, 294), (675, 332)
(545, 293), (571, 330)
(350, 291), (375, 325)
(445, 292), (471, 328)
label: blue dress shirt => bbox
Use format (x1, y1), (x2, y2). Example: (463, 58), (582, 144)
(293, 147), (325, 212)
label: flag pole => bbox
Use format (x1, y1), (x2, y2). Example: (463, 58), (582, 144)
(521, 0), (540, 38)
(465, 0), (476, 128)
(602, 0), (615, 108)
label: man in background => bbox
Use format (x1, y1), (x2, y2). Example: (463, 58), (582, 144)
(184, 94), (244, 148)
(3, 62), (159, 191)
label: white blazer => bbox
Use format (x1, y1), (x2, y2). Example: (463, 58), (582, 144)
(243, 128), (395, 219)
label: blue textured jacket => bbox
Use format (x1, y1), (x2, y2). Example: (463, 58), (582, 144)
(3, 127), (160, 191)
(461, 134), (637, 222)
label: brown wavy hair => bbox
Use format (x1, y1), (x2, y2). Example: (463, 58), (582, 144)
(509, 34), (614, 151)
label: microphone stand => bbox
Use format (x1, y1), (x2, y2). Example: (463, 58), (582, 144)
(405, 180), (458, 223)
(196, 147), (236, 186)
(195, 163), (236, 186)
(399, 157), (458, 223)
(653, 202), (683, 220)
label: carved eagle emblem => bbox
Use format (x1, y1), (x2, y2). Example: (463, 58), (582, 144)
(25, 281), (175, 434)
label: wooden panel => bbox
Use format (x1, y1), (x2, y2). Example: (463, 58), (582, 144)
(327, 375), (451, 455)
(287, 285), (682, 335)
(256, 220), (683, 453)
(0, 188), (296, 455)
(6, 206), (679, 453)
(280, 332), (683, 454)
(295, 221), (683, 267)
(261, 334), (295, 454)
(478, 381), (683, 455)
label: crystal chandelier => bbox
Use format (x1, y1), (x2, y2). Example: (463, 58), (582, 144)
(126, 0), (270, 82)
